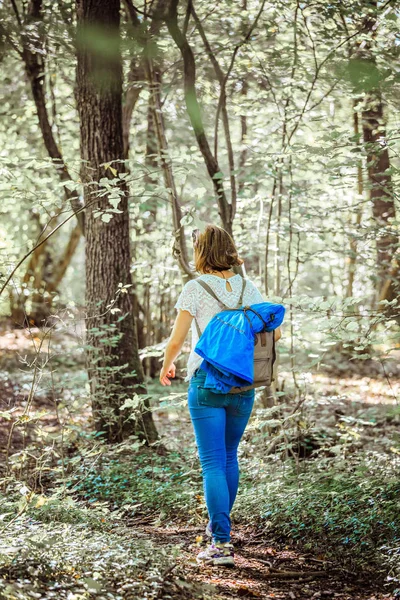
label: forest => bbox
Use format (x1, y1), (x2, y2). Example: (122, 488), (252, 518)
(0, 0), (399, 598)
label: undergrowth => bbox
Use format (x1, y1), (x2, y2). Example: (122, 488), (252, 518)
(6, 437), (396, 585)
(236, 451), (400, 580)
(0, 512), (214, 600)
(66, 445), (204, 519)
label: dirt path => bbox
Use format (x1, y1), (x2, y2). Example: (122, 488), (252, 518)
(130, 524), (394, 600)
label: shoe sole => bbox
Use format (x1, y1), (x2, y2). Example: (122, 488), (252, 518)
(197, 556), (235, 567)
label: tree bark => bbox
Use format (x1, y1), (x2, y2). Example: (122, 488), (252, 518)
(76, 0), (158, 443)
(164, 0), (233, 235)
(146, 63), (193, 278)
(361, 94), (398, 306)
(353, 1), (399, 312)
(14, 0), (85, 232)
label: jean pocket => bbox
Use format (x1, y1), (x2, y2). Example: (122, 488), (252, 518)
(196, 386), (228, 408)
(235, 391), (255, 416)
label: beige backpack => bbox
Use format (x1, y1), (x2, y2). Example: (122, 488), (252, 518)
(194, 276), (276, 394)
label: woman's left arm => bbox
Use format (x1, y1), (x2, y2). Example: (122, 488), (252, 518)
(160, 309), (193, 386)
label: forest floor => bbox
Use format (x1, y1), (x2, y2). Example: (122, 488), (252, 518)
(122, 522), (396, 600)
(0, 324), (399, 600)
(0, 513), (396, 599)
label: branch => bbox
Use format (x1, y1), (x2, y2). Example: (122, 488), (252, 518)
(122, 0), (165, 158)
(191, 4), (237, 216)
(12, 0), (85, 232)
(164, 0), (232, 233)
(124, 0), (192, 277)
(0, 21), (23, 57)
(300, 6), (318, 73)
(146, 63), (193, 277)
(123, 61), (146, 158)
(286, 26), (377, 148)
(10, 0), (22, 27)
(214, 0), (267, 162)
(0, 202), (87, 299)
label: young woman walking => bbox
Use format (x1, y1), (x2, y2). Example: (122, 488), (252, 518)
(159, 224), (281, 566)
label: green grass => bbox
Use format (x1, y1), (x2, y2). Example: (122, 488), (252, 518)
(235, 451), (400, 577)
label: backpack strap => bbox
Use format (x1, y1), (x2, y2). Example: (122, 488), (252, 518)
(237, 276), (246, 308)
(194, 275), (247, 337)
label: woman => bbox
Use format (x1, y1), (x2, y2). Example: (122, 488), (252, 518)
(159, 224), (281, 566)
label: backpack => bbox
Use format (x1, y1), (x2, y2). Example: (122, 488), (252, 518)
(194, 275), (276, 394)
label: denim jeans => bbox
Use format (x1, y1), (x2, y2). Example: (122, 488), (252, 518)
(188, 367), (255, 543)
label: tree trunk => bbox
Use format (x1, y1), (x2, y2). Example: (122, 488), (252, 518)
(29, 224), (83, 324)
(76, 0), (158, 444)
(354, 1), (399, 314)
(146, 63), (192, 278)
(14, 0), (85, 232)
(346, 105), (364, 300)
(164, 0), (233, 235)
(361, 94), (398, 308)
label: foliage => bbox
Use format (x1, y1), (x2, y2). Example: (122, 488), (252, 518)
(236, 453), (400, 576)
(0, 0), (400, 595)
(0, 499), (214, 599)
(66, 443), (203, 517)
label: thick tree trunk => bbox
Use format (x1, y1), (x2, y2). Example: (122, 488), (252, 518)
(354, 1), (399, 314)
(76, 0), (158, 443)
(361, 94), (398, 307)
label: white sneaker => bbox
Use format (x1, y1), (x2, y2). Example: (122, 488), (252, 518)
(196, 541), (235, 567)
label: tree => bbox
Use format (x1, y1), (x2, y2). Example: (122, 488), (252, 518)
(346, 0), (399, 314)
(7, 0), (84, 325)
(75, 0), (157, 443)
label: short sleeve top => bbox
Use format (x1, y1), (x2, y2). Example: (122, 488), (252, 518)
(174, 274), (265, 382)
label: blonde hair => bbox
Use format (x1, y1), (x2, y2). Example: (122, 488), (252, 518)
(193, 224), (244, 274)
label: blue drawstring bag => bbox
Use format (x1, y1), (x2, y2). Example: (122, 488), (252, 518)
(195, 302), (285, 393)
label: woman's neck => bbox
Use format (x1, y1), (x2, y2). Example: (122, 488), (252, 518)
(209, 269), (233, 279)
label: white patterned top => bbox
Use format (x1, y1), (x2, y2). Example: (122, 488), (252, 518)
(174, 274), (265, 382)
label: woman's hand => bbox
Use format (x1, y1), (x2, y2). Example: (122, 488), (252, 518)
(159, 309), (193, 386)
(160, 363), (176, 386)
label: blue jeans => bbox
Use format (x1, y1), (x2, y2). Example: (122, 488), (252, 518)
(188, 367), (255, 543)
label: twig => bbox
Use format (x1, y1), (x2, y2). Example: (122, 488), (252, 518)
(214, 0), (267, 159)
(268, 568), (327, 579)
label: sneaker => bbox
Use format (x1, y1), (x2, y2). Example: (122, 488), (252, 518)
(196, 541), (235, 567)
(205, 521), (212, 538)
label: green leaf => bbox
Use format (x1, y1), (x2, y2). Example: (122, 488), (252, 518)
(83, 578), (102, 592)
